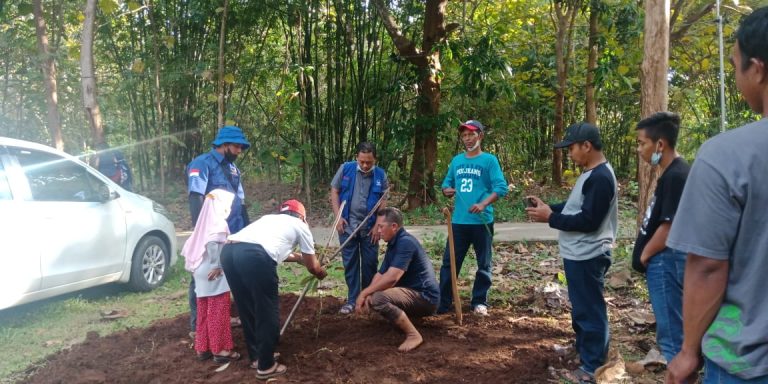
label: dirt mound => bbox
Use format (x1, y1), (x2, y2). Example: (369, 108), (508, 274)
(21, 295), (574, 384)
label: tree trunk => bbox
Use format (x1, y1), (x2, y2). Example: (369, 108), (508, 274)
(80, 0), (104, 145)
(638, 0), (670, 226)
(373, 0), (447, 209)
(217, 0), (229, 129)
(552, 0), (578, 185)
(33, 0), (64, 151)
(585, 0), (599, 125)
(148, 0), (165, 194)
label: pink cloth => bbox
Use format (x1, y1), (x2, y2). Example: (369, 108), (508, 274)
(181, 189), (235, 272)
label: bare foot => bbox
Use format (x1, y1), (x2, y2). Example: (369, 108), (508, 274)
(397, 332), (423, 352)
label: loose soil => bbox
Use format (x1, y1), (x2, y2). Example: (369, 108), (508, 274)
(20, 295), (582, 384)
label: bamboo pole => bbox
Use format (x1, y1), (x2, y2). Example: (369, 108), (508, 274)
(281, 188), (389, 336)
(442, 207), (463, 325)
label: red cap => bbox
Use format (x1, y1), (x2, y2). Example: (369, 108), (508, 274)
(280, 199), (306, 220)
(458, 119), (485, 133)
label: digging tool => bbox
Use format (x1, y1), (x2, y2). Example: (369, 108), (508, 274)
(442, 207), (463, 325)
(280, 188), (389, 336)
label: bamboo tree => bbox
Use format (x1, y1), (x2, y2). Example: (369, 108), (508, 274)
(551, 0), (579, 185)
(585, 0), (600, 125)
(217, 0), (229, 129)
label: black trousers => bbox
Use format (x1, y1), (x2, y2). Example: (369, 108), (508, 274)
(221, 242), (279, 370)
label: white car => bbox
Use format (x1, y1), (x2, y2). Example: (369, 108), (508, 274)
(0, 137), (177, 310)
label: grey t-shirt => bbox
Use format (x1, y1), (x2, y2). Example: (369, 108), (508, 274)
(667, 118), (768, 379)
(331, 165), (388, 235)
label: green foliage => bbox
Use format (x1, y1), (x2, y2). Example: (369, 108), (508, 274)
(0, 0), (761, 204)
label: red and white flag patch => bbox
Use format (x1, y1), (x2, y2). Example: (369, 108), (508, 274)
(189, 168), (200, 177)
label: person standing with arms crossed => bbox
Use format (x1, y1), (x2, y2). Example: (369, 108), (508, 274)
(187, 125), (251, 337)
(437, 120), (508, 316)
(666, 7), (768, 384)
(526, 122), (618, 384)
(331, 142), (388, 315)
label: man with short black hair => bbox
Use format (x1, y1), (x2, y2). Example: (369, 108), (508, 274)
(527, 122), (618, 384)
(666, 7), (768, 383)
(355, 207), (439, 352)
(331, 142), (388, 315)
(632, 111), (690, 364)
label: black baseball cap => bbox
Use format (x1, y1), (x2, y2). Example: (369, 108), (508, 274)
(554, 122), (602, 148)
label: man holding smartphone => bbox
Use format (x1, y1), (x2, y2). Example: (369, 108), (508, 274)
(526, 122), (618, 384)
(437, 120), (508, 316)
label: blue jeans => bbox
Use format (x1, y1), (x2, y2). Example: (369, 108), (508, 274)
(189, 277), (197, 331)
(563, 253), (611, 374)
(646, 247), (686, 362)
(339, 231), (379, 305)
(704, 358), (768, 383)
(438, 223), (494, 312)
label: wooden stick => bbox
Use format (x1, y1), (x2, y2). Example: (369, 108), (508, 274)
(321, 187), (390, 266)
(442, 207), (463, 326)
(280, 201), (345, 336)
(282, 188), (388, 336)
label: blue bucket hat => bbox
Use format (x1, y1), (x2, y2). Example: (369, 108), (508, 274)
(211, 126), (251, 150)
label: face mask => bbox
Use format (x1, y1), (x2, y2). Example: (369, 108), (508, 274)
(224, 149), (238, 163)
(466, 140), (480, 152)
(357, 164), (372, 174)
(650, 145), (662, 166)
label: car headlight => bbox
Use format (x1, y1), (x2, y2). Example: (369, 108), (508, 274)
(152, 201), (170, 217)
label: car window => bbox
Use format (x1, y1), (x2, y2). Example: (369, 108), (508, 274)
(0, 156), (11, 200)
(9, 147), (104, 202)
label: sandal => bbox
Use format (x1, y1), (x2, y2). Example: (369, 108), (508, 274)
(196, 351), (212, 361)
(339, 304), (354, 315)
(249, 353), (282, 369)
(255, 363), (287, 380)
(213, 351), (242, 364)
(562, 367), (596, 384)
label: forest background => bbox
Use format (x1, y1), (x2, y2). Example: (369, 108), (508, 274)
(0, 0), (762, 215)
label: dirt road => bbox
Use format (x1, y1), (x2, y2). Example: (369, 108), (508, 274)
(177, 222), (558, 246)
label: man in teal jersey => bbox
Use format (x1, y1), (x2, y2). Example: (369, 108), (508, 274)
(437, 120), (508, 316)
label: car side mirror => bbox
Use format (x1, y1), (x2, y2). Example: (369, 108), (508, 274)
(97, 183), (119, 202)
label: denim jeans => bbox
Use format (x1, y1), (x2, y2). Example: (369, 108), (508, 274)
(646, 247), (686, 362)
(189, 277), (197, 331)
(438, 223), (494, 312)
(563, 253), (612, 374)
(339, 231), (379, 305)
(704, 358), (768, 383)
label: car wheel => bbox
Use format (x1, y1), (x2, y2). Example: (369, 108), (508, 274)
(128, 235), (169, 291)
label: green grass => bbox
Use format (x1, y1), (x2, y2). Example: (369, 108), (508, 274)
(0, 260), (192, 382)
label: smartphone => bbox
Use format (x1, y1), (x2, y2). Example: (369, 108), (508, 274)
(524, 197), (537, 208)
